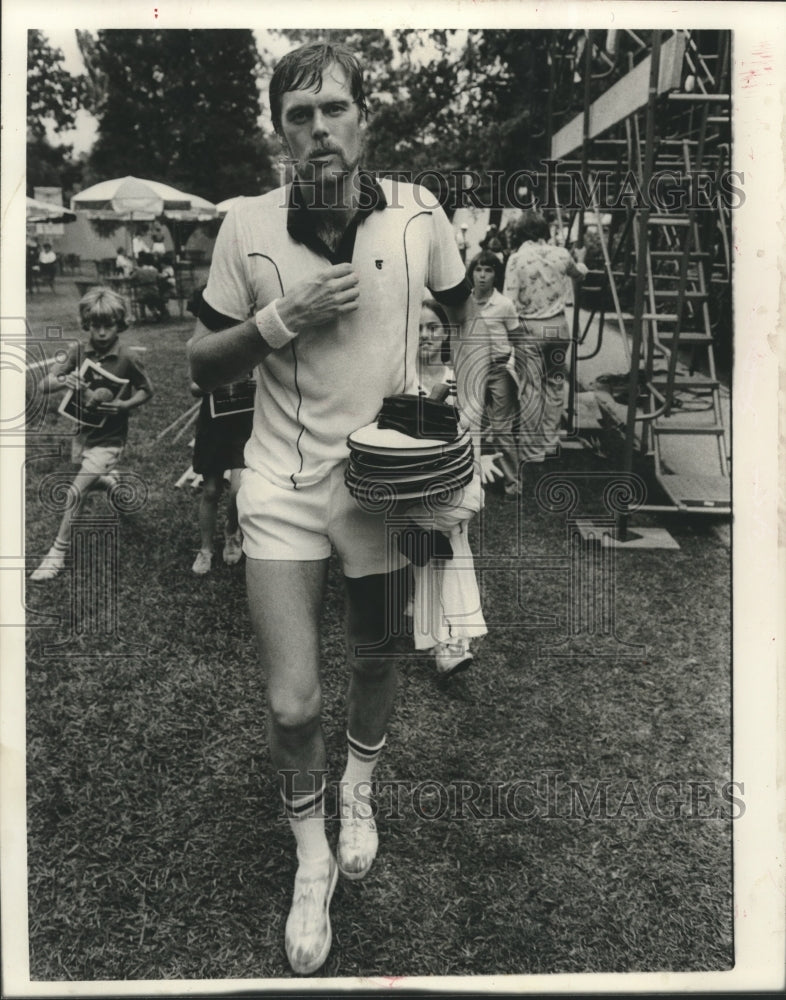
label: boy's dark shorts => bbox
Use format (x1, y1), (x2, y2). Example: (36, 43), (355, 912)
(192, 404), (253, 476)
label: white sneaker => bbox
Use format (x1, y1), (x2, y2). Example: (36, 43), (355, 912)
(30, 547), (66, 582)
(285, 853), (338, 976)
(338, 787), (378, 881)
(192, 549), (213, 575)
(435, 638), (473, 677)
(222, 532), (243, 565)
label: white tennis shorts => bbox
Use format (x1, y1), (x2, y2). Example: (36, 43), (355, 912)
(237, 461), (408, 579)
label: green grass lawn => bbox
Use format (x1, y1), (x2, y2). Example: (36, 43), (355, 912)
(22, 278), (733, 980)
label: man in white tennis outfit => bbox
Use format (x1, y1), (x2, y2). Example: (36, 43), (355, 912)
(189, 42), (487, 976)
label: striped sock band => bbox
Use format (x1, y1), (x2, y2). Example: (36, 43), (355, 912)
(343, 732), (386, 796)
(347, 731), (386, 762)
(281, 776), (326, 819)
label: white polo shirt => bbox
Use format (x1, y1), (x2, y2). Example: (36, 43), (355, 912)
(202, 176), (467, 489)
(475, 287), (520, 359)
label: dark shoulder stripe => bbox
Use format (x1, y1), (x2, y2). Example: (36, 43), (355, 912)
(198, 299), (244, 332)
(431, 278), (472, 307)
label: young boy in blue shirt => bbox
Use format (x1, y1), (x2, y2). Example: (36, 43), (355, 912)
(31, 286), (153, 582)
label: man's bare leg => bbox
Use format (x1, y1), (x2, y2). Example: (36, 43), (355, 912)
(246, 556), (329, 800)
(339, 569), (406, 878)
(246, 557), (336, 975)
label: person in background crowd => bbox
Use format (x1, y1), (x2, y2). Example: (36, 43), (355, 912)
(30, 287), (153, 582)
(26, 240), (41, 290)
(132, 229), (151, 259)
(188, 380), (253, 575)
(132, 252), (168, 322)
(503, 208), (588, 465)
(187, 40), (490, 976)
(38, 242), (57, 291)
(467, 250), (523, 496)
(151, 222), (167, 257)
(186, 286), (253, 575)
(115, 248), (134, 277)
(416, 297), (453, 393)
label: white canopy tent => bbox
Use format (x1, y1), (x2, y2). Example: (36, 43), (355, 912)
(71, 176), (217, 256)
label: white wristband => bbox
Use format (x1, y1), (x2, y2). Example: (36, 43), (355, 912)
(254, 300), (297, 350)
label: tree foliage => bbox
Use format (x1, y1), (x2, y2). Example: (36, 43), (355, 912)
(81, 29), (276, 202)
(27, 29), (86, 139)
(26, 136), (87, 201)
(367, 30), (580, 181)
(27, 31), (89, 200)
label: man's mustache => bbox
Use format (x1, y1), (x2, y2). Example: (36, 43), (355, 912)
(280, 147), (344, 164)
(305, 146), (343, 159)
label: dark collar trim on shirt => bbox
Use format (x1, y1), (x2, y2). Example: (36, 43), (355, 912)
(287, 171), (387, 263)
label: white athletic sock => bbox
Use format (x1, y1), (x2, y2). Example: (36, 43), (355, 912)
(341, 731), (386, 802)
(49, 537), (69, 558)
(282, 778), (330, 868)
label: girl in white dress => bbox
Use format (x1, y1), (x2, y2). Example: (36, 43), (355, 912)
(406, 298), (487, 676)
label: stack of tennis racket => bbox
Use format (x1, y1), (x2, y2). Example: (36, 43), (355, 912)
(346, 393), (474, 507)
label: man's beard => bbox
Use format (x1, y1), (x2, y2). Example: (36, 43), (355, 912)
(293, 150), (362, 209)
(287, 137), (358, 172)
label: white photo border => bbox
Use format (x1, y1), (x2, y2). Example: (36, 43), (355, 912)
(2, 0), (784, 994)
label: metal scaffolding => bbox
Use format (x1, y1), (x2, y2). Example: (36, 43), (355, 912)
(545, 29), (732, 536)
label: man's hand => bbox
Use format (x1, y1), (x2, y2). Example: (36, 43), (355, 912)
(480, 452), (504, 485)
(276, 263), (359, 332)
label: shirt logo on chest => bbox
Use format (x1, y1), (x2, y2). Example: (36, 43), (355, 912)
(375, 259), (383, 270)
